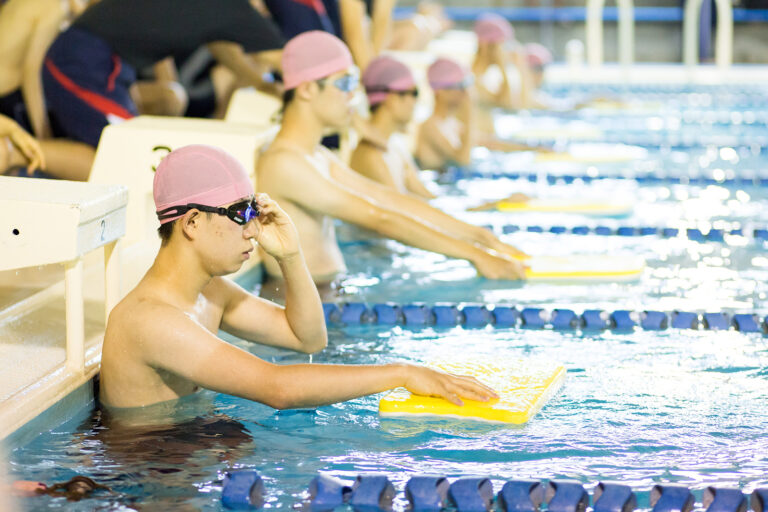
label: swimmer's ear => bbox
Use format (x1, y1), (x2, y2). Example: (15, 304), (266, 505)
(294, 80), (318, 102)
(179, 209), (202, 240)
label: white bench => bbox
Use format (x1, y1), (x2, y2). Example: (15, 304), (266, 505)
(0, 177), (127, 439)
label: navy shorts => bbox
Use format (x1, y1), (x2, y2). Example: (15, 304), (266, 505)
(42, 27), (138, 147)
(264, 0), (338, 39)
(0, 88), (33, 134)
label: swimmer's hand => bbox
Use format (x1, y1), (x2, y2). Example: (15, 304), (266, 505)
(0, 115), (45, 173)
(472, 251), (527, 280)
(401, 364), (498, 406)
(252, 193), (301, 260)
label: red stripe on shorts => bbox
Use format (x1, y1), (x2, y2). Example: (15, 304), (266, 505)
(45, 58), (134, 120)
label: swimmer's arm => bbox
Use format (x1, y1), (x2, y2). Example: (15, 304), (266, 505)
(340, 0), (373, 69)
(403, 160), (437, 200)
(22, 10), (60, 138)
(263, 152), (493, 269)
(349, 144), (401, 190)
(207, 42), (282, 88)
(141, 310), (495, 408)
(370, 0), (395, 54)
(420, 115), (472, 167)
(328, 150), (526, 259)
(219, 271), (327, 354)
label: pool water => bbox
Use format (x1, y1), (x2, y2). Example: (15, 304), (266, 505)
(7, 84), (768, 510)
(8, 324), (768, 510)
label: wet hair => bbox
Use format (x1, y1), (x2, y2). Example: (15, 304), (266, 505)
(39, 476), (110, 502)
(157, 219), (176, 244)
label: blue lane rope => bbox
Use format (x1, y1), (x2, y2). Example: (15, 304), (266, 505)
(488, 224), (768, 243)
(438, 168), (768, 186)
(323, 303), (768, 333)
(225, 471), (767, 512)
(394, 6), (768, 23)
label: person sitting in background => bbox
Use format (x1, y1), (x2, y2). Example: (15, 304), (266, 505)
(416, 57), (548, 171)
(257, 31), (526, 289)
(42, 0), (284, 158)
(387, 1), (452, 51)
(350, 56), (435, 198)
(0, 0), (97, 180)
(99, 144), (496, 411)
(521, 42), (553, 110)
(471, 13), (532, 110)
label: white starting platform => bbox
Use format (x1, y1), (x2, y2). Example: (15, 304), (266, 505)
(0, 176), (127, 440)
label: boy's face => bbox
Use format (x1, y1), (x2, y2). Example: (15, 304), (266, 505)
(385, 89), (418, 126)
(192, 197), (259, 276)
(435, 88), (465, 110)
(312, 68), (360, 130)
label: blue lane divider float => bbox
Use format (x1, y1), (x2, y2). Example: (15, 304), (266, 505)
(350, 474), (396, 511)
(651, 485), (695, 512)
(224, 472), (767, 512)
(440, 168), (768, 187)
(222, 471), (265, 510)
(308, 474), (352, 512)
(405, 476), (450, 512)
(593, 483), (637, 512)
(496, 224), (768, 244)
(322, 303), (768, 334)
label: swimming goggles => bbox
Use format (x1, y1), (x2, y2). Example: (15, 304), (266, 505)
(156, 198), (260, 225)
(365, 87), (419, 98)
(319, 71), (360, 93)
(436, 76), (475, 90)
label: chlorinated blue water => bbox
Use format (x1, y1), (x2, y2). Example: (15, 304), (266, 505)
(7, 324), (768, 510)
(7, 84), (768, 510)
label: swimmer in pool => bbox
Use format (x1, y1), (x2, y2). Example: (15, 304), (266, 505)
(351, 55), (533, 211)
(100, 144), (497, 410)
(350, 56), (436, 199)
(415, 57), (545, 178)
(256, 31), (526, 285)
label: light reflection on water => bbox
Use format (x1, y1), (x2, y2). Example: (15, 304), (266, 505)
(8, 327), (768, 509)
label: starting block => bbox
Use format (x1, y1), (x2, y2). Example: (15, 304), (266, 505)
(225, 87), (282, 126)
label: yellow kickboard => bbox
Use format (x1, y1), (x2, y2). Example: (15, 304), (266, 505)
(379, 361), (565, 424)
(496, 199), (633, 216)
(522, 254), (645, 282)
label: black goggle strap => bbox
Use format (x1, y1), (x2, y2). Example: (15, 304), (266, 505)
(365, 86), (418, 96)
(156, 203), (226, 221)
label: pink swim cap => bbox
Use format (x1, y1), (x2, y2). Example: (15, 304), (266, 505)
(282, 31), (354, 90)
(525, 43), (553, 69)
(362, 56), (416, 106)
(474, 13), (514, 44)
(427, 57), (471, 90)
(153, 144), (253, 224)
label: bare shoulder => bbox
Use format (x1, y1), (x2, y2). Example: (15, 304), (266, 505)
(257, 145), (315, 182)
(108, 294), (185, 339)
